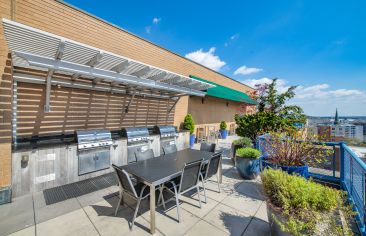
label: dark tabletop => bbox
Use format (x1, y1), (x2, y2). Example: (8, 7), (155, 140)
(120, 149), (214, 185)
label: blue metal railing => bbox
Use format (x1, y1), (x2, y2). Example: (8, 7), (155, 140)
(257, 135), (366, 235)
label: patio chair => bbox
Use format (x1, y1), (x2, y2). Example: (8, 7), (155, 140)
(199, 152), (222, 203)
(200, 142), (216, 152)
(135, 149), (154, 162)
(163, 144), (177, 155)
(112, 165), (150, 230)
(158, 160), (203, 222)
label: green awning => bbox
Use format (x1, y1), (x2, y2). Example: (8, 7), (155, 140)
(189, 75), (257, 105)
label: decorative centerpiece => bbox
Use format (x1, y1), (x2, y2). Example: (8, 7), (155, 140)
(219, 121), (228, 139)
(235, 147), (261, 179)
(183, 114), (195, 148)
(262, 169), (353, 236)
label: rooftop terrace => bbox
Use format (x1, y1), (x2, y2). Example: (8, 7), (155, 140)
(0, 136), (270, 236)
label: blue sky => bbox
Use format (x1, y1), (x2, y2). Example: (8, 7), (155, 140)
(65, 0), (366, 116)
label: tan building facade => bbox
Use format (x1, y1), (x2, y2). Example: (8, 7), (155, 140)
(0, 0), (255, 195)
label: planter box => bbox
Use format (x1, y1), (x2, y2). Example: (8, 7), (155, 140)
(262, 159), (309, 178)
(267, 204), (292, 236)
(236, 157), (260, 180)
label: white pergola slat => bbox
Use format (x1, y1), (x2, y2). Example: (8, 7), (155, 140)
(2, 18), (214, 98)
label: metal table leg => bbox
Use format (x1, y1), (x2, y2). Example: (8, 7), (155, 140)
(149, 184), (156, 234)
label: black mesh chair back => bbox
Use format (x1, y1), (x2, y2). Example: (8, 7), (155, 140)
(163, 144), (177, 155)
(112, 164), (137, 197)
(200, 142), (216, 152)
(135, 149), (154, 162)
(179, 160), (203, 193)
(206, 152), (222, 179)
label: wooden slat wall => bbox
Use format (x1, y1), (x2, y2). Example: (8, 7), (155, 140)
(16, 82), (174, 137)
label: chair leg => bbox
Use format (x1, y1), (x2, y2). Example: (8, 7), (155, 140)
(115, 195), (122, 216)
(131, 198), (141, 230)
(196, 185), (202, 208)
(202, 180), (207, 203)
(216, 174), (221, 193)
(172, 184), (181, 223)
(200, 173), (207, 203)
(158, 185), (166, 210)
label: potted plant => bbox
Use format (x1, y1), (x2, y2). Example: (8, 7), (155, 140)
(183, 114), (195, 148)
(235, 147), (261, 179)
(262, 168), (353, 236)
(219, 121), (228, 139)
(262, 130), (330, 178)
(231, 137), (253, 164)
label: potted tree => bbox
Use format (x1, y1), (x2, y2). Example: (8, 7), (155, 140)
(262, 168), (353, 236)
(219, 121), (228, 139)
(183, 114), (195, 148)
(262, 130), (330, 178)
(235, 147), (261, 179)
(231, 137), (253, 164)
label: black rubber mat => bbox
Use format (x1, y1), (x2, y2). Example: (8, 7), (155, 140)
(42, 172), (117, 205)
(43, 186), (67, 205)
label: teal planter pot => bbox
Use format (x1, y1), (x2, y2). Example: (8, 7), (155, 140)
(236, 157), (260, 179)
(219, 129), (228, 139)
(189, 134), (195, 148)
(262, 159), (309, 178)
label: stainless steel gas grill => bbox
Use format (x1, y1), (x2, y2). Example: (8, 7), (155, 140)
(122, 127), (153, 163)
(76, 129), (113, 175)
(153, 125), (178, 154)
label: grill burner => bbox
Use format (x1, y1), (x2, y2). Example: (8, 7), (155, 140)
(154, 125), (178, 154)
(76, 129), (112, 175)
(122, 127), (153, 163)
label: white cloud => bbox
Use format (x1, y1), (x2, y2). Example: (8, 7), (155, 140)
(224, 34), (239, 47)
(152, 17), (161, 25)
(242, 77), (366, 116)
(234, 66), (263, 76)
(185, 47), (226, 71)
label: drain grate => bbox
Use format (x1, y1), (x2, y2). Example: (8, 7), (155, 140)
(62, 183), (83, 199)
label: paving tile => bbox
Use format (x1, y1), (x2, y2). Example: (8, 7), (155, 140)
(33, 191), (81, 224)
(141, 203), (201, 236)
(242, 218), (270, 236)
(180, 192), (219, 218)
(221, 193), (263, 216)
(234, 180), (265, 201)
(84, 197), (161, 236)
(36, 209), (99, 236)
(0, 194), (34, 236)
(202, 203), (251, 236)
(77, 188), (115, 207)
(201, 181), (233, 202)
(184, 219), (228, 236)
(254, 202), (268, 222)
(7, 226), (35, 236)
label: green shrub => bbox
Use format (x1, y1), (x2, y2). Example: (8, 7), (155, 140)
(261, 169), (353, 235)
(183, 114), (195, 134)
(220, 121), (227, 130)
(233, 137), (253, 147)
(236, 147), (261, 159)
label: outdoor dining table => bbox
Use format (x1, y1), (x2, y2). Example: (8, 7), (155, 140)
(120, 148), (222, 234)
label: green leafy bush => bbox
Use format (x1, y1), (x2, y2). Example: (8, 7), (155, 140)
(183, 114), (195, 134)
(262, 169), (353, 235)
(233, 137), (253, 147)
(236, 147), (261, 159)
(220, 121), (227, 130)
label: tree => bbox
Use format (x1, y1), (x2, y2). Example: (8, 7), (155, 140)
(183, 114), (195, 134)
(235, 78), (306, 141)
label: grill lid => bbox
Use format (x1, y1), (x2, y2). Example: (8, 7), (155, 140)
(76, 129), (112, 150)
(122, 127), (151, 143)
(154, 126), (178, 138)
